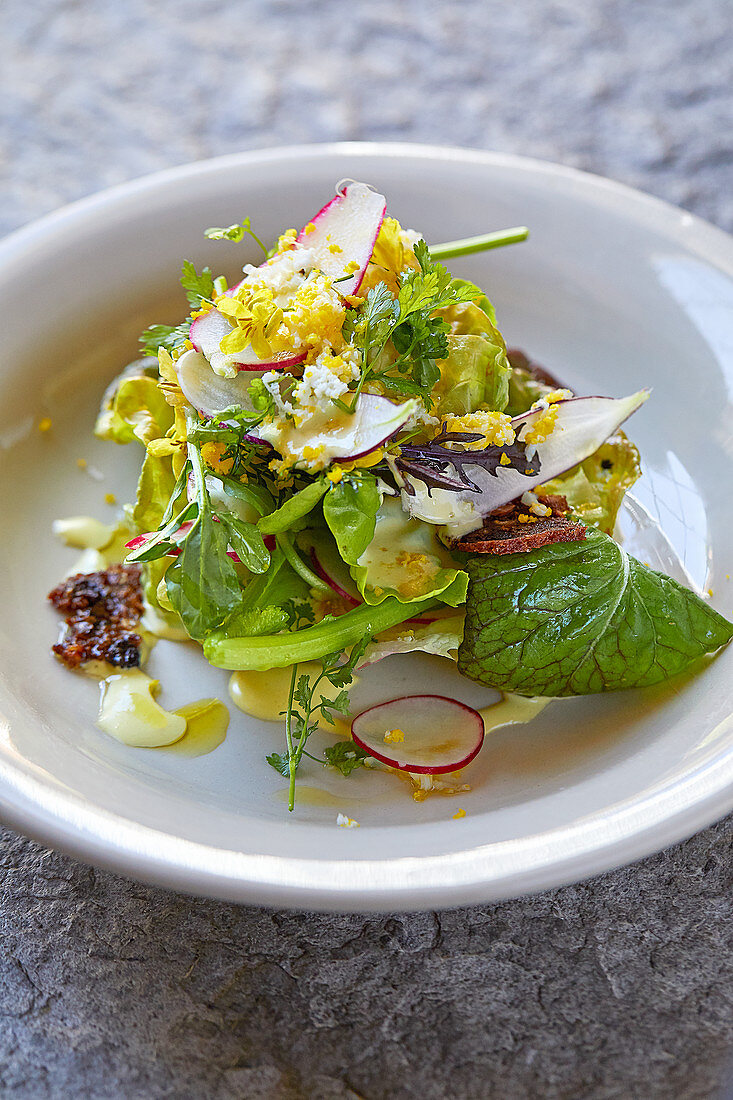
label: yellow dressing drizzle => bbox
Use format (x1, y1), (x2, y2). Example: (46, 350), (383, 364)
(479, 693), (551, 734)
(167, 699), (229, 757)
(97, 670), (186, 747)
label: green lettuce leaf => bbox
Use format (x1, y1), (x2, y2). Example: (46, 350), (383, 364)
(505, 364), (556, 417)
(322, 473), (381, 564)
(361, 615), (465, 666)
(95, 373), (173, 446)
(434, 297), (510, 413)
(433, 334), (509, 416)
(458, 528), (733, 696)
(132, 451), (178, 534)
(350, 498), (468, 607)
(539, 432), (642, 535)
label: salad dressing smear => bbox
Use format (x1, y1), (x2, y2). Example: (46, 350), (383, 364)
(97, 670), (228, 754)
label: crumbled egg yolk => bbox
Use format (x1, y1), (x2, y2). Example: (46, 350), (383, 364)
(38, 417), (52, 433)
(202, 441), (235, 475)
(327, 466), (344, 484)
(384, 728), (405, 744)
(452, 808), (466, 819)
(104, 492), (117, 505)
(442, 410), (516, 448)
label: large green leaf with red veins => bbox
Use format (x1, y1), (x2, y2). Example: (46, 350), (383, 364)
(458, 528), (733, 696)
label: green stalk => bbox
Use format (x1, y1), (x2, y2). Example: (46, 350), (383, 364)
(204, 595), (439, 670)
(429, 226), (529, 260)
(276, 533), (331, 594)
(285, 662), (298, 811)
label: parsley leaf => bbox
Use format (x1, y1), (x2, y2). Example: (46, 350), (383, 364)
(343, 238), (482, 408)
(323, 740), (370, 776)
(205, 217), (268, 255)
(180, 260), (216, 309)
(139, 321), (191, 357)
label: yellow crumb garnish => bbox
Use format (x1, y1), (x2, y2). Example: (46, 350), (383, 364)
(76, 458), (87, 470)
(442, 409), (515, 448)
(104, 493), (117, 505)
(38, 417), (52, 433)
(452, 808), (466, 819)
(384, 728), (405, 744)
(326, 466), (344, 484)
(499, 452), (511, 466)
(522, 404), (559, 445)
(328, 243), (343, 254)
(303, 221), (316, 236)
(343, 260), (360, 275)
(707, 588), (714, 597)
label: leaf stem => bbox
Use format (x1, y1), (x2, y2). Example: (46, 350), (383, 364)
(276, 533), (331, 593)
(285, 662), (298, 811)
(429, 226), (529, 260)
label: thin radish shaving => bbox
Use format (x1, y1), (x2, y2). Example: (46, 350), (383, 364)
(351, 694), (484, 774)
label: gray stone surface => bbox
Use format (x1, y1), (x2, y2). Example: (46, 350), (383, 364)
(1, 0), (732, 1096)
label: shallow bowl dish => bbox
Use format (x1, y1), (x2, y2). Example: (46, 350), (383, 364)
(0, 143), (732, 911)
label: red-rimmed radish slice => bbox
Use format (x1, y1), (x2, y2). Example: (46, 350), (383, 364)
(399, 391), (649, 530)
(190, 182), (384, 375)
(175, 348), (273, 420)
(256, 393), (416, 466)
(189, 309), (306, 376)
(296, 181), (386, 297)
(308, 544), (360, 606)
(351, 694), (484, 774)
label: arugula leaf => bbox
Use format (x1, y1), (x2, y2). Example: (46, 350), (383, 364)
(165, 511), (241, 641)
(164, 437), (243, 640)
(258, 479), (328, 535)
(218, 512), (270, 573)
(458, 528), (733, 696)
(323, 740), (370, 776)
(322, 472), (381, 564)
(180, 260), (216, 309)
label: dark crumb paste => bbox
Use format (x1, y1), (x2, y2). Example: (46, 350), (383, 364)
(48, 565), (144, 670)
(449, 494), (587, 555)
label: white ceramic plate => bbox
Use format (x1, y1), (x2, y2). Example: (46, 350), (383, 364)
(0, 144), (731, 912)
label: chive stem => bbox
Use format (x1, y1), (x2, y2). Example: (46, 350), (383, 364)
(429, 226), (529, 260)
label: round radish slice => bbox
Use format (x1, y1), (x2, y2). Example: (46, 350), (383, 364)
(189, 307), (307, 375)
(351, 695), (484, 774)
(296, 181), (386, 297)
(176, 348), (272, 419)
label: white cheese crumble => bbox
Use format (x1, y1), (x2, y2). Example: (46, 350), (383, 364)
(336, 813), (360, 828)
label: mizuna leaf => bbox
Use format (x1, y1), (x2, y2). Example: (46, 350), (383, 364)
(458, 528), (733, 696)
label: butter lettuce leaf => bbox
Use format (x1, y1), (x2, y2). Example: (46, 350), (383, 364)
(351, 498), (468, 607)
(433, 333), (510, 416)
(96, 371), (173, 446)
(458, 528), (733, 696)
(540, 432), (642, 535)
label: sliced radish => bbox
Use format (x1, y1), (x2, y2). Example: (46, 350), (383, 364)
(351, 694), (484, 774)
(256, 393), (416, 467)
(308, 539), (361, 605)
(296, 181), (386, 297)
(189, 308), (307, 376)
(175, 349), (269, 418)
(190, 182), (385, 375)
(399, 391), (649, 532)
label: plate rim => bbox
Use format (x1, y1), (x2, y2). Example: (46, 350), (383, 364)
(1, 140), (732, 911)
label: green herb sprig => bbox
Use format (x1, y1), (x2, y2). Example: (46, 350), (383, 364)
(266, 636), (370, 811)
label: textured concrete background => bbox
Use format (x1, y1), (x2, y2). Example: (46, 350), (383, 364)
(1, 1), (733, 1097)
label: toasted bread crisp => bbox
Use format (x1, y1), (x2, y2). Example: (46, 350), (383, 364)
(449, 494), (586, 555)
(48, 565), (144, 669)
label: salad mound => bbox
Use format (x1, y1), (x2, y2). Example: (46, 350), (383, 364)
(49, 181), (733, 810)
